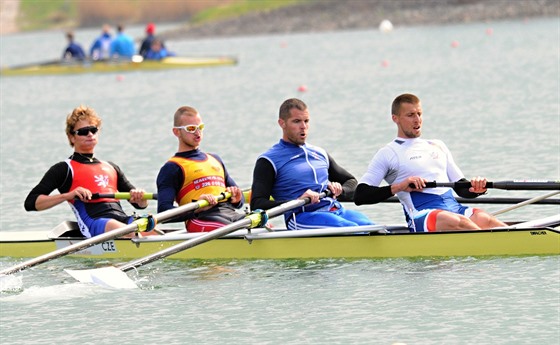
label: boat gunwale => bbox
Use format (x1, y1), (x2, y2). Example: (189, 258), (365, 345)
(0, 225), (558, 243)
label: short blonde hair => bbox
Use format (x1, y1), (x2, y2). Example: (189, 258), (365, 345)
(173, 106), (199, 126)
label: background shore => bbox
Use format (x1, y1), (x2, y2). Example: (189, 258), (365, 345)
(162, 0), (560, 40)
(2, 0), (558, 38)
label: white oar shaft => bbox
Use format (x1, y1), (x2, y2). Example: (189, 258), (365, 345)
(119, 217), (252, 272)
(0, 193), (230, 276)
(118, 196), (317, 272)
(0, 222), (137, 276)
(491, 191), (560, 216)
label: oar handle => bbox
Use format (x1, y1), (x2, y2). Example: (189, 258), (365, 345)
(382, 196), (560, 205)
(91, 192), (158, 200)
(415, 180), (560, 191)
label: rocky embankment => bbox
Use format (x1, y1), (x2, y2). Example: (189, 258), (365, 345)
(163, 0), (559, 40)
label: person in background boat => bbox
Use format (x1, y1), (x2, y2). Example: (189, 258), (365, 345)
(62, 31), (86, 60)
(24, 106), (155, 238)
(156, 106), (245, 232)
(144, 38), (175, 60)
(138, 22), (166, 58)
(109, 24), (135, 59)
(250, 98), (374, 230)
(354, 93), (508, 232)
(89, 24), (112, 60)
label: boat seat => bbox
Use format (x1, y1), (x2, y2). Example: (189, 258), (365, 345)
(48, 221), (84, 239)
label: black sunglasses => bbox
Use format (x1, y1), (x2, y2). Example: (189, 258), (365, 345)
(73, 126), (99, 136)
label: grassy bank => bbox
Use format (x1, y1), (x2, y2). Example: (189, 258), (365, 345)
(16, 0), (307, 31)
(18, 0), (78, 31)
(191, 0), (303, 23)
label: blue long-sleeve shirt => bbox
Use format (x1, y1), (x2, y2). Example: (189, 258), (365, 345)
(109, 33), (135, 58)
(63, 42), (86, 60)
(89, 33), (111, 59)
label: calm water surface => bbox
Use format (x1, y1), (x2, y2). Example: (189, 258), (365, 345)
(1, 18), (559, 344)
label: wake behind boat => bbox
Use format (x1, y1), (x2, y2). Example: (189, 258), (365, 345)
(0, 55), (238, 77)
(1, 215), (558, 260)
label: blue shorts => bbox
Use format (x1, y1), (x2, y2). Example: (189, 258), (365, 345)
(286, 204), (374, 230)
(70, 202), (133, 238)
(409, 190), (475, 232)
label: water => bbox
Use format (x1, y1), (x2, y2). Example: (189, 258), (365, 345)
(1, 18), (559, 344)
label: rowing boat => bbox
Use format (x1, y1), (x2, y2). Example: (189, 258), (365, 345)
(1, 215), (558, 260)
(0, 56), (238, 77)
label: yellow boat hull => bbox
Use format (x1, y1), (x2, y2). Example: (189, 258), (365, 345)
(0, 56), (237, 77)
(1, 227), (558, 260)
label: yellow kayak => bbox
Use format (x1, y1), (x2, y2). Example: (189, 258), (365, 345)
(0, 56), (238, 77)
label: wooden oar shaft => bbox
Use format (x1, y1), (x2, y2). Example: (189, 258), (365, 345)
(118, 193), (326, 272)
(92, 192), (157, 200)
(423, 180), (560, 190)
(0, 192), (230, 276)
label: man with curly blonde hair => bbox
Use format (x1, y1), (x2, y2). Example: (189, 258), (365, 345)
(24, 105), (151, 238)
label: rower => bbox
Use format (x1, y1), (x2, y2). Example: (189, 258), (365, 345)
(354, 93), (507, 232)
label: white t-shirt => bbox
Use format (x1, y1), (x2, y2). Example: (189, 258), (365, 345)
(359, 137), (464, 215)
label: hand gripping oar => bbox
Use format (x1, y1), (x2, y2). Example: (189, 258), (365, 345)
(418, 180), (560, 191)
(0, 192), (231, 277)
(65, 191), (329, 289)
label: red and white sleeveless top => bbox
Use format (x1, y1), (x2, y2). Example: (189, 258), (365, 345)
(66, 159), (118, 204)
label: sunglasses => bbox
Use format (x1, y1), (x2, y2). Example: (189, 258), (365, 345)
(73, 126), (99, 136)
(174, 123), (205, 133)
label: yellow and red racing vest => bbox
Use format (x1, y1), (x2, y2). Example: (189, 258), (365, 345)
(169, 154), (226, 205)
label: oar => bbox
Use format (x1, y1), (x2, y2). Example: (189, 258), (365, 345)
(381, 196), (560, 205)
(6, 58), (63, 70)
(65, 192), (329, 289)
(91, 192), (158, 200)
(420, 180), (560, 190)
(491, 191), (560, 216)
(0, 192), (231, 277)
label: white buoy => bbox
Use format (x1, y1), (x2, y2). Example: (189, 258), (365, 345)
(379, 19), (393, 33)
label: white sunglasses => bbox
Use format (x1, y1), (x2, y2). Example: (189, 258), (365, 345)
(174, 123), (205, 133)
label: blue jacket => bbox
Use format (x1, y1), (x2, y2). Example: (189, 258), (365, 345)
(63, 43), (86, 60)
(89, 33), (111, 59)
(109, 33), (135, 58)
(144, 48), (175, 60)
